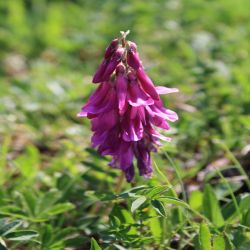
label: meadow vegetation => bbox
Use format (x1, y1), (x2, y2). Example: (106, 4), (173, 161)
(0, 0), (250, 249)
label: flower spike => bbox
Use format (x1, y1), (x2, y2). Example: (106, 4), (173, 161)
(79, 33), (179, 182)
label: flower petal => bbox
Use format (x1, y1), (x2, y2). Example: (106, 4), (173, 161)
(91, 109), (118, 132)
(128, 73), (154, 107)
(136, 67), (159, 100)
(91, 130), (108, 148)
(119, 141), (134, 170)
(82, 87), (117, 115)
(148, 101), (178, 122)
(124, 165), (135, 182)
(134, 141), (153, 178)
(155, 86), (179, 95)
(150, 115), (170, 130)
(116, 65), (128, 115)
(122, 112), (143, 142)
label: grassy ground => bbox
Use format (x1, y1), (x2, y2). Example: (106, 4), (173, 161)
(0, 0), (250, 249)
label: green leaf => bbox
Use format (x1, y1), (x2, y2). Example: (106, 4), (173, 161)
(109, 216), (120, 228)
(78, 216), (99, 229)
(65, 236), (87, 247)
(0, 239), (7, 250)
(120, 209), (134, 225)
(5, 230), (38, 241)
(109, 205), (136, 235)
(194, 234), (202, 250)
(189, 190), (203, 210)
(199, 223), (211, 250)
(113, 244), (127, 250)
(146, 185), (170, 198)
(131, 196), (147, 213)
(47, 240), (64, 250)
(123, 185), (148, 193)
(224, 233), (235, 250)
(14, 145), (40, 179)
(237, 242), (250, 250)
(222, 194), (250, 221)
(0, 210), (31, 221)
(151, 200), (167, 217)
(119, 186), (148, 199)
(41, 224), (53, 247)
(157, 196), (189, 208)
(239, 194), (250, 211)
(213, 235), (226, 250)
(19, 190), (37, 216)
(90, 237), (102, 250)
(203, 184), (224, 227)
(148, 208), (162, 240)
(0, 220), (22, 236)
(0, 220), (7, 227)
(242, 209), (250, 227)
(0, 136), (11, 185)
(37, 190), (62, 214)
(54, 227), (77, 241)
(44, 202), (75, 216)
(213, 182), (242, 200)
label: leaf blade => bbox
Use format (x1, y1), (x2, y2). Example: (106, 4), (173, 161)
(131, 196), (147, 213)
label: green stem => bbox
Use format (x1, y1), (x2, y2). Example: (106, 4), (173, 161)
(215, 140), (250, 191)
(103, 172), (125, 217)
(164, 152), (188, 203)
(213, 166), (241, 220)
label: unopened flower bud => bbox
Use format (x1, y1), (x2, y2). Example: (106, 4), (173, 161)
(127, 71), (137, 82)
(127, 41), (141, 70)
(115, 63), (126, 75)
(92, 58), (109, 83)
(102, 47), (125, 81)
(104, 38), (119, 59)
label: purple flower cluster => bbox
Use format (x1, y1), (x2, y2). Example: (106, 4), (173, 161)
(78, 33), (178, 182)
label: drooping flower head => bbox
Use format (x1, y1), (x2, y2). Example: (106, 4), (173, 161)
(78, 31), (179, 182)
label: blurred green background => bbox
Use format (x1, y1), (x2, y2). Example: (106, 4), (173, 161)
(0, 0), (250, 249)
(1, 0), (250, 175)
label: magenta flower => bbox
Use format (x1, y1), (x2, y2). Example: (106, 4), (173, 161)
(78, 32), (179, 182)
